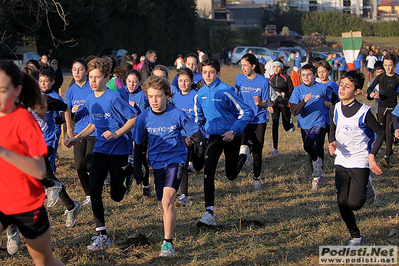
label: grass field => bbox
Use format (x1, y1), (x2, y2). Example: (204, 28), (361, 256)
(0, 65), (398, 265)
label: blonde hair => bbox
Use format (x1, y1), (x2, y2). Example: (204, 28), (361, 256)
(142, 75), (171, 97)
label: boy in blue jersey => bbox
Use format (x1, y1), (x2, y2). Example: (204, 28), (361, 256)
(294, 51), (302, 68)
(194, 58), (253, 227)
(354, 54), (363, 73)
(289, 64), (331, 190)
(64, 58), (95, 206)
(65, 57), (139, 251)
(132, 76), (205, 257)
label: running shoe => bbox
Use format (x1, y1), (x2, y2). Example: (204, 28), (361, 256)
(45, 180), (63, 208)
(270, 148), (279, 155)
(289, 125), (295, 132)
(175, 194), (190, 207)
(312, 157), (324, 177)
(143, 185), (151, 197)
(187, 162), (195, 173)
(253, 178), (262, 190)
(196, 211), (217, 227)
(346, 237), (363, 247)
(312, 176), (323, 190)
(366, 175), (377, 205)
(82, 196), (91, 206)
(87, 235), (111, 251)
(6, 225), (21, 255)
(65, 201), (82, 228)
(159, 241), (175, 257)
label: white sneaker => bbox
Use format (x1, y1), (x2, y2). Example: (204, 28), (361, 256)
(6, 225), (21, 255)
(312, 157), (324, 177)
(346, 237), (363, 247)
(45, 180), (63, 208)
(196, 212), (217, 227)
(87, 235), (111, 251)
(65, 201), (82, 228)
(82, 196), (91, 206)
(366, 175), (377, 204)
(312, 176), (323, 190)
(175, 194), (190, 207)
(253, 178), (261, 190)
(270, 148), (279, 155)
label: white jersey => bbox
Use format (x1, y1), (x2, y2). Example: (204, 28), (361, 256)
(333, 102), (374, 168)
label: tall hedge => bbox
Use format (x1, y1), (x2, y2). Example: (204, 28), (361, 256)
(209, 26), (262, 51)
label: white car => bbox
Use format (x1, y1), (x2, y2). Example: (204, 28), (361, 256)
(231, 46), (273, 64)
(4, 52), (41, 68)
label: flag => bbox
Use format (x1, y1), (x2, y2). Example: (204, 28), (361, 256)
(340, 31), (362, 71)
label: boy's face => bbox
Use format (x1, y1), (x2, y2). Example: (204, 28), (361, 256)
(375, 69), (385, 76)
(300, 69), (315, 86)
(383, 59), (394, 74)
(317, 66), (330, 82)
(89, 69), (107, 92)
(147, 87), (167, 113)
(339, 77), (359, 101)
(126, 74), (140, 93)
(39, 75), (54, 92)
(202, 65), (219, 86)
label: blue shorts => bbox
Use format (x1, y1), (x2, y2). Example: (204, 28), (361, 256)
(300, 126), (325, 142)
(153, 163), (184, 201)
(367, 68), (374, 74)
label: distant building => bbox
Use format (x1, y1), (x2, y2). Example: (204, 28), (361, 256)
(378, 0), (399, 20)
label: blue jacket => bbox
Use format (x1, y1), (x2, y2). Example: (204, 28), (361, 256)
(194, 78), (252, 136)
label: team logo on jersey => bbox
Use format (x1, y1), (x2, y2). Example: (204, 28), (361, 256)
(147, 125), (177, 135)
(343, 125), (352, 135)
(240, 86), (262, 93)
(92, 113), (111, 120)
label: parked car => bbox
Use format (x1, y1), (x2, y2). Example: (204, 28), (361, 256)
(271, 50), (289, 63)
(231, 46), (273, 64)
(278, 46), (307, 58)
(3, 52), (41, 68)
(289, 31), (303, 39)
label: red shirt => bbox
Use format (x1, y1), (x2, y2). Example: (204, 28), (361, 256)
(0, 106), (47, 215)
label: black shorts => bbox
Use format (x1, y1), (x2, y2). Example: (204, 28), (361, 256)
(0, 206), (50, 239)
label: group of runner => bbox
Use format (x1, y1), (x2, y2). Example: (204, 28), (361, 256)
(1, 48), (399, 264)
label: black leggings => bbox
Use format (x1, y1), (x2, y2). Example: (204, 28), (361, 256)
(140, 141), (150, 187)
(204, 135), (241, 208)
(377, 106), (393, 156)
(335, 165), (369, 238)
(89, 153), (129, 231)
(300, 127), (326, 162)
(241, 123), (267, 177)
(73, 136), (95, 196)
(271, 106), (292, 150)
(46, 147), (75, 210)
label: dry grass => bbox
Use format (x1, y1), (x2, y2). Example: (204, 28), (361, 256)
(1, 65), (398, 265)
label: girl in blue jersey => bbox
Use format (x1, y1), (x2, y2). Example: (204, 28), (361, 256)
(65, 57), (139, 251)
(64, 58), (94, 206)
(194, 58), (252, 227)
(315, 60), (339, 137)
(289, 64), (331, 190)
(132, 76), (205, 257)
(171, 53), (203, 88)
(329, 71), (383, 246)
(171, 68), (204, 207)
(235, 54), (270, 190)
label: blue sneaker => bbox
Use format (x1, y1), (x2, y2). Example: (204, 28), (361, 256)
(159, 242), (175, 257)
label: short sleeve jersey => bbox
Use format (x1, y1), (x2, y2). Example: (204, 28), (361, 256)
(64, 80), (94, 135)
(86, 89), (138, 155)
(0, 106), (47, 215)
(127, 87), (149, 113)
(132, 105), (200, 169)
(235, 74), (270, 124)
(289, 82), (328, 129)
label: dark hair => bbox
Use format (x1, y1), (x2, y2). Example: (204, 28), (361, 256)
(374, 61), (384, 71)
(341, 70), (365, 90)
(127, 69), (141, 81)
(383, 53), (397, 65)
(142, 75), (171, 97)
(311, 57), (323, 66)
(22, 65), (39, 81)
(315, 60), (332, 73)
(240, 53), (264, 75)
(72, 58), (88, 71)
(185, 53), (199, 64)
(152, 65), (169, 79)
(39, 69), (55, 82)
(113, 66), (126, 83)
(26, 59), (40, 70)
(300, 63), (316, 74)
(177, 67), (194, 80)
(146, 50), (156, 58)
(202, 58), (220, 73)
(0, 61), (44, 117)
